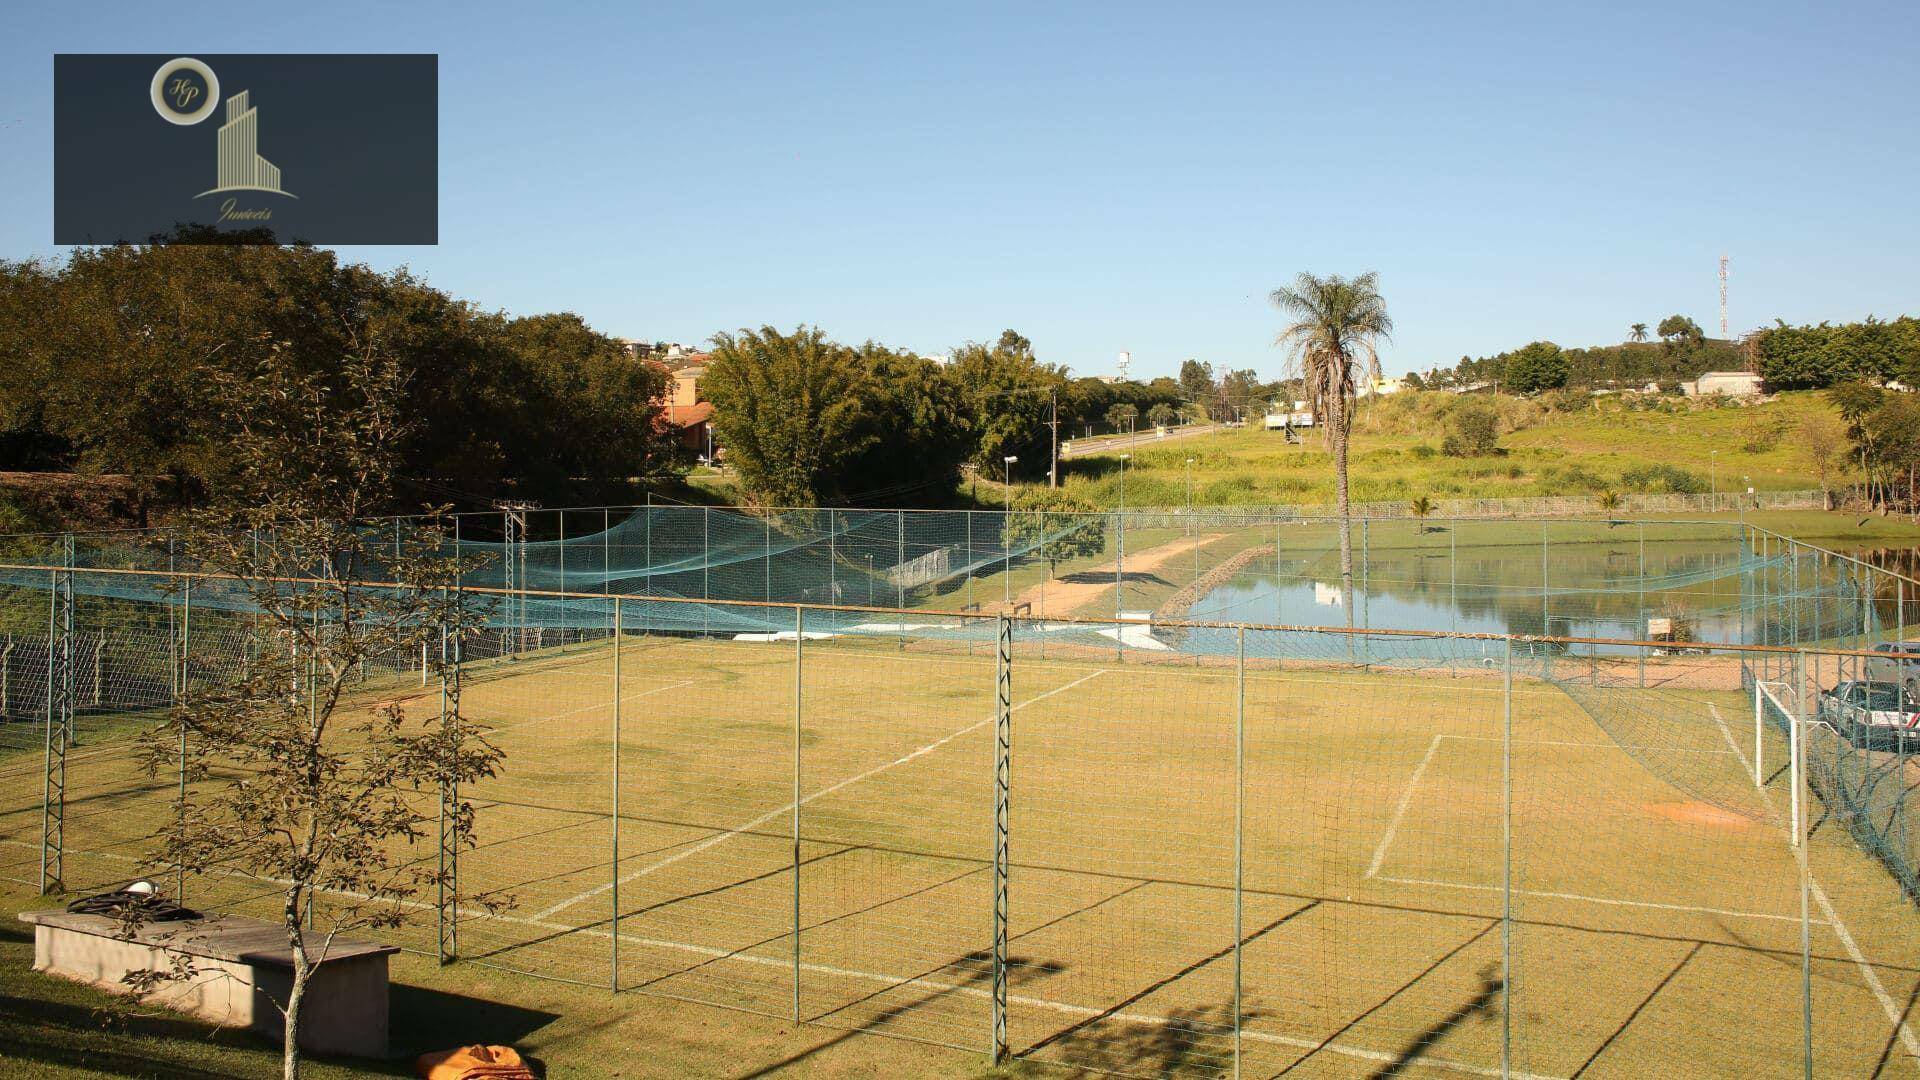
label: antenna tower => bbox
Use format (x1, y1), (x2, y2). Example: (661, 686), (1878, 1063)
(1718, 255), (1729, 340)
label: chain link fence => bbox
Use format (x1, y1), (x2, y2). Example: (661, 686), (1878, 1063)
(0, 514), (1916, 1077)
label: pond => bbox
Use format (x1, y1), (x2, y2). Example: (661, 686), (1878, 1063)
(1178, 530), (1919, 653)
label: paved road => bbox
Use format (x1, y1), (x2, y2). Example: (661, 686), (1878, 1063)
(1059, 424), (1226, 459)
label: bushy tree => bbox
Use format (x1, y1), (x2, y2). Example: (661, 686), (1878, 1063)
(0, 243), (675, 510)
(704, 326), (874, 506)
(1440, 403), (1500, 456)
(950, 338), (1055, 476)
(1147, 402), (1180, 427)
(842, 343), (972, 502)
(1105, 402), (1139, 432)
(1001, 487), (1106, 573)
(1501, 341), (1570, 394)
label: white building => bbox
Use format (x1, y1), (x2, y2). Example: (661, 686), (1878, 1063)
(1681, 371), (1764, 397)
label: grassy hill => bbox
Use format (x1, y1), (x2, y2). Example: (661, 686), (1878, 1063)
(1046, 390), (1848, 510)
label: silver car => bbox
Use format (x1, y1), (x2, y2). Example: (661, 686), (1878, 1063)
(1867, 641), (1920, 700)
(1818, 680), (1920, 750)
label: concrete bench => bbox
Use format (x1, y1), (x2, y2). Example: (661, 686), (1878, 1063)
(19, 908), (396, 1058)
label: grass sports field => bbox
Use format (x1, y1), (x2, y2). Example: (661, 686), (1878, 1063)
(4, 626), (1918, 1078)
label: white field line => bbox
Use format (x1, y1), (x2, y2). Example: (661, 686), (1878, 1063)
(1367, 733), (1815, 923)
(1378, 874), (1824, 925)
(1443, 734), (1735, 755)
(487, 678), (696, 736)
(3, 831), (1556, 1078)
(531, 668), (1111, 920)
(1708, 702), (1920, 1066)
(1366, 734), (1444, 879)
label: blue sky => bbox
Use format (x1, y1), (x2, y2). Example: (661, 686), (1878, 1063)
(3, 2), (1916, 381)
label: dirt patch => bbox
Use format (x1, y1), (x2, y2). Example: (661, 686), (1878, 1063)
(1647, 801), (1757, 830)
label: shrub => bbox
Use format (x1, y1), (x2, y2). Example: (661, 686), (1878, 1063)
(1619, 463), (1706, 495)
(1541, 387), (1586, 413)
(1440, 404), (1500, 457)
(1408, 443), (1437, 460)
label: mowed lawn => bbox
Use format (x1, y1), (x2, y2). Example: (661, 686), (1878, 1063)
(2, 632), (1918, 1077)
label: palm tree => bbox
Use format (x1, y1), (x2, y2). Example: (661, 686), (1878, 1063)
(1271, 271), (1393, 606)
(1629, 323), (1649, 343)
(1410, 494), (1435, 532)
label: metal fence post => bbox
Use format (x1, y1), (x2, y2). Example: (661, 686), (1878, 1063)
(1794, 649), (1812, 1080)
(1233, 625), (1245, 1080)
(177, 576), (191, 901)
(1501, 635), (1514, 1079)
(990, 614), (1012, 1065)
(792, 604), (804, 1025)
(611, 597), (622, 991)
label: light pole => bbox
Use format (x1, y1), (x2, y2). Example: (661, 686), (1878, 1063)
(1003, 456), (1018, 607)
(1116, 453), (1131, 626)
(1187, 457), (1198, 587)
(1710, 450), (1719, 508)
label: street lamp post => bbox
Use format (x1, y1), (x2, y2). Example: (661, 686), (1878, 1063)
(1187, 457), (1197, 587)
(1116, 453), (1131, 628)
(1004, 456), (1018, 607)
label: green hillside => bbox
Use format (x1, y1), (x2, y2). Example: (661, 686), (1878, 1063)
(1047, 390), (1851, 509)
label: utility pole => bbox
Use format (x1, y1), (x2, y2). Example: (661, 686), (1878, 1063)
(1048, 388), (1060, 489)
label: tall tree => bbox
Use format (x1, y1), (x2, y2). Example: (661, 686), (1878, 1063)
(1629, 323), (1649, 343)
(1270, 271), (1393, 607)
(950, 337), (1056, 477)
(1178, 359), (1215, 409)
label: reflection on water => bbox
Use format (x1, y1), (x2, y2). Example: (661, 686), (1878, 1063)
(1184, 538), (1920, 652)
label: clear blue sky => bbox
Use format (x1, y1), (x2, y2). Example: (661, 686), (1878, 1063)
(4, 2), (1917, 381)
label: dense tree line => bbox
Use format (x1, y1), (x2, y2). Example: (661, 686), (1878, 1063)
(704, 326), (1189, 506)
(0, 242), (677, 517)
(1750, 316), (1920, 390)
(1418, 313), (1920, 397)
(1421, 324), (1746, 394)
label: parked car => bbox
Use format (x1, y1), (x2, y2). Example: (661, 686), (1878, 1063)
(1817, 680), (1920, 750)
(1866, 641), (1920, 700)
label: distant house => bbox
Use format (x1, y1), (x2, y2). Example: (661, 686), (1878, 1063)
(653, 363), (715, 457)
(1681, 371), (1764, 397)
(1358, 376), (1406, 398)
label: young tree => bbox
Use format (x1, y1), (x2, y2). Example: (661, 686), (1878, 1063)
(141, 340), (504, 1079)
(1001, 488), (1107, 578)
(1271, 271), (1393, 611)
(1799, 410), (1848, 510)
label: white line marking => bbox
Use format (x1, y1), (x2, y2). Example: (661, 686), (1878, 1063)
(531, 668), (1110, 920)
(1709, 702), (1920, 1065)
(1378, 874), (1821, 925)
(7, 835), (1552, 1078)
(1366, 734), (1444, 879)
(489, 678), (696, 735)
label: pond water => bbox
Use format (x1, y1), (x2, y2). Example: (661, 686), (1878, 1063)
(1180, 538), (1919, 653)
